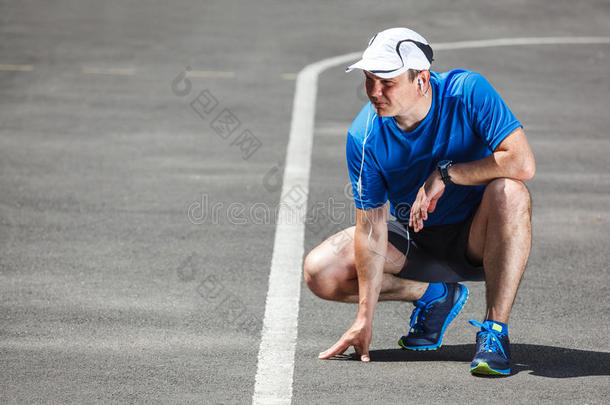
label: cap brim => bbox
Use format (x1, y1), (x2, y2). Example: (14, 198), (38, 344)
(345, 59), (408, 79)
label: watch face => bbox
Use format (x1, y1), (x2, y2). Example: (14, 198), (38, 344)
(439, 160), (451, 168)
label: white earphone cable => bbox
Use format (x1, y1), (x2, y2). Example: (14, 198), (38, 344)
(355, 104), (409, 267)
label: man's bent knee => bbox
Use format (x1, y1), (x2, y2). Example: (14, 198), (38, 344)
(303, 249), (351, 301)
(485, 178), (531, 217)
(303, 249), (323, 287)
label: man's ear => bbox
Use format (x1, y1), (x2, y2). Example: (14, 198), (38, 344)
(420, 70), (431, 86)
(420, 70), (431, 95)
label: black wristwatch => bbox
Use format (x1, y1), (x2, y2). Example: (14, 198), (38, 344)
(437, 160), (454, 185)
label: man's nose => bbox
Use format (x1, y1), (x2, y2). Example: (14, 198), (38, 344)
(369, 81), (382, 98)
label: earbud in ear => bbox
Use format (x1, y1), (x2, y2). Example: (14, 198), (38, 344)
(418, 79), (424, 93)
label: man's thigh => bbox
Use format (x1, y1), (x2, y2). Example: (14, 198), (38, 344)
(307, 225), (407, 279)
(466, 179), (532, 264)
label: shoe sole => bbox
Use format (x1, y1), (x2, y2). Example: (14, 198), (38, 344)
(470, 362), (510, 376)
(398, 284), (469, 351)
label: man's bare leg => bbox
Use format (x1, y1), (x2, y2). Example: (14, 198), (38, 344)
(467, 178), (532, 324)
(303, 226), (428, 303)
(333, 272), (428, 303)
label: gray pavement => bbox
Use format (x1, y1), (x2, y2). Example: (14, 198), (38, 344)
(1, 0), (609, 403)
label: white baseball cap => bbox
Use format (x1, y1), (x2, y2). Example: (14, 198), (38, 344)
(346, 28), (434, 78)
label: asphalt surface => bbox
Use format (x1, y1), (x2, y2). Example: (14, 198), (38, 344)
(1, 0), (609, 403)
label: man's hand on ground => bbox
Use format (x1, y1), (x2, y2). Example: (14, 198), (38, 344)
(409, 170), (445, 232)
(318, 319), (373, 362)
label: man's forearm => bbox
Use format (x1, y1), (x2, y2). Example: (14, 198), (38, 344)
(353, 227), (386, 323)
(448, 128), (536, 186)
(448, 152), (526, 186)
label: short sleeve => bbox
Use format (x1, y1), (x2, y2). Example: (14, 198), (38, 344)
(346, 132), (387, 209)
(464, 72), (523, 151)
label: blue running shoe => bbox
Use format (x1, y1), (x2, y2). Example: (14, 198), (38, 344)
(398, 283), (469, 350)
(469, 319), (511, 376)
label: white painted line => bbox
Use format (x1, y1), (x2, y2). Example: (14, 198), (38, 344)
(185, 70), (235, 78)
(252, 36), (610, 405)
(82, 66), (135, 76)
(433, 36), (610, 50)
(252, 53), (355, 405)
(0, 64), (33, 72)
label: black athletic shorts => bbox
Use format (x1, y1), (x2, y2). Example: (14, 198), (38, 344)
(387, 215), (485, 283)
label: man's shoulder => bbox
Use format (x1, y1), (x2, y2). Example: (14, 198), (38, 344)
(347, 102), (378, 142)
(434, 69), (487, 99)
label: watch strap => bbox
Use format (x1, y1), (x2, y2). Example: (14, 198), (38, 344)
(438, 160), (454, 185)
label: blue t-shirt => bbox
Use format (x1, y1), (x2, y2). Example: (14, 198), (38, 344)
(346, 69), (522, 226)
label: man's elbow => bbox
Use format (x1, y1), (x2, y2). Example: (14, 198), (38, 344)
(518, 155), (536, 180)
